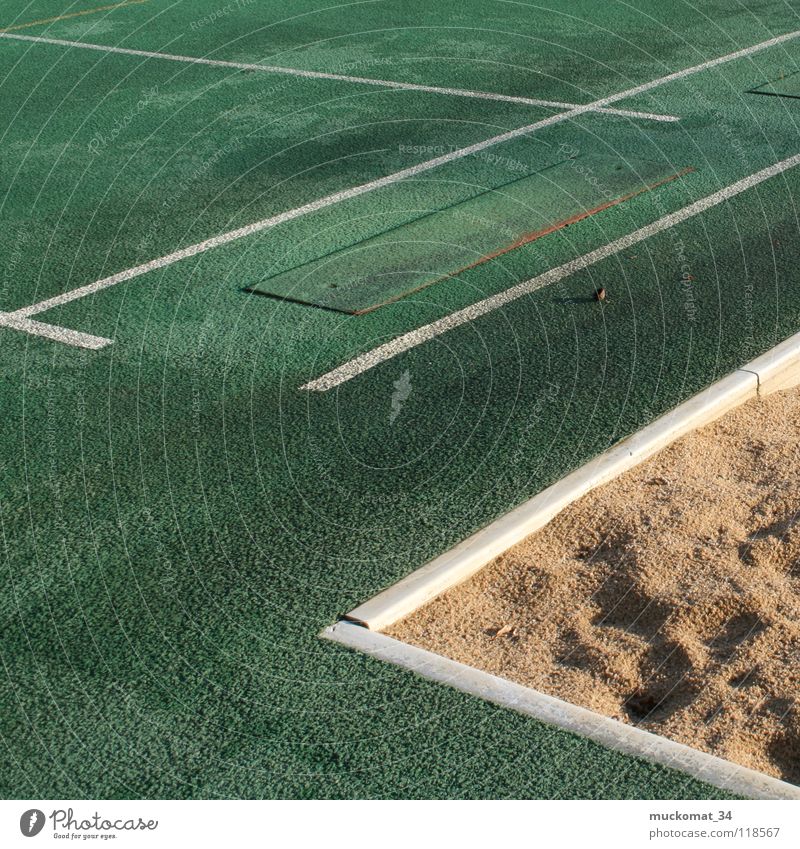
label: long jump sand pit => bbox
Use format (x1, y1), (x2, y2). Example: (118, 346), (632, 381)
(389, 386), (800, 784)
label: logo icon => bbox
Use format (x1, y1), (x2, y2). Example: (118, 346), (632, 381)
(20, 809), (45, 837)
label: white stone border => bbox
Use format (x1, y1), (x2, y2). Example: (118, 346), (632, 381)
(323, 622), (800, 800)
(330, 330), (800, 799)
(344, 330), (800, 630)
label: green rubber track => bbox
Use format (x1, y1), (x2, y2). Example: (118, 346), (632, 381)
(3, 0), (800, 799)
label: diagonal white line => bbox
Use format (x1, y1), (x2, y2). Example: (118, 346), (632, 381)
(0, 1), (148, 34)
(4, 27), (800, 349)
(9, 111), (592, 320)
(0, 31), (677, 122)
(300, 152), (800, 391)
(0, 312), (111, 348)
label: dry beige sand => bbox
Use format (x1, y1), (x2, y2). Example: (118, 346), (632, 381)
(389, 386), (800, 784)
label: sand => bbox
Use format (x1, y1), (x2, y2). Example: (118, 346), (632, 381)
(389, 386), (800, 784)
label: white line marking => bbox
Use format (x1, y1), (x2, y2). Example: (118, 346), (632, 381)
(0, 31), (677, 122)
(9, 107), (593, 320)
(302, 152), (800, 391)
(4, 28), (799, 348)
(324, 622), (800, 799)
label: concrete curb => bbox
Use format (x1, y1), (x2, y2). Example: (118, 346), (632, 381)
(345, 330), (800, 631)
(324, 622), (800, 800)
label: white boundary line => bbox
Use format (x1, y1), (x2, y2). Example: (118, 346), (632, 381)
(3, 28), (799, 348)
(0, 31), (677, 122)
(301, 151), (800, 391)
(323, 621), (800, 800)
(343, 330), (800, 630)
(327, 335), (800, 799)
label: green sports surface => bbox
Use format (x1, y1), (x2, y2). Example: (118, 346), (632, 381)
(2, 0), (800, 799)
